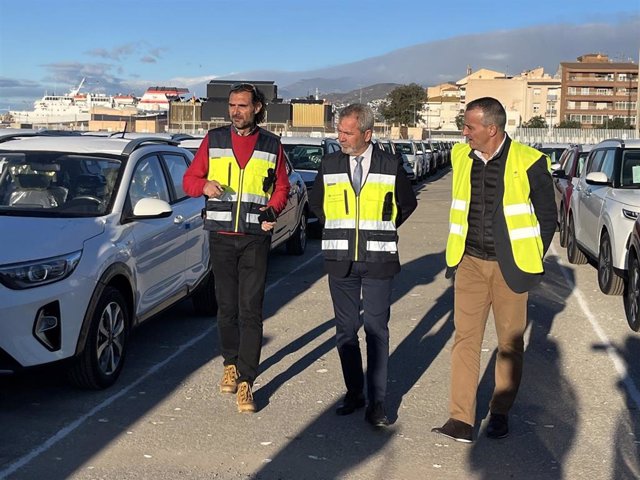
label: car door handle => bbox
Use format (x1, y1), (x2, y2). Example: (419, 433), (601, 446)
(174, 215), (185, 224)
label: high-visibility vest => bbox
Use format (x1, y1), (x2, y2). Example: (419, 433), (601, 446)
(203, 126), (280, 235)
(321, 152), (398, 263)
(446, 141), (549, 273)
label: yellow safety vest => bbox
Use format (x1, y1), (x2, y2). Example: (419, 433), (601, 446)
(322, 153), (398, 263)
(446, 141), (549, 273)
(203, 127), (280, 235)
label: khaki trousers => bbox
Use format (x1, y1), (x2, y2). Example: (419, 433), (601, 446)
(449, 255), (528, 426)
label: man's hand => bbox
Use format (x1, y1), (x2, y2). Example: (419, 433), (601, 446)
(203, 180), (225, 198)
(259, 206), (276, 232)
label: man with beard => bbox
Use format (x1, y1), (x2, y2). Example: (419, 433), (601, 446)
(183, 83), (289, 414)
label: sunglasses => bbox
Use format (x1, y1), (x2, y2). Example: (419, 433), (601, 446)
(230, 83), (258, 94)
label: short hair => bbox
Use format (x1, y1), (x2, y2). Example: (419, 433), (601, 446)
(466, 97), (506, 131)
(339, 103), (374, 133)
(229, 83), (267, 124)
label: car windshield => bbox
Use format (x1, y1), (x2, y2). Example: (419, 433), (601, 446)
(539, 148), (567, 164)
(282, 144), (323, 171)
(619, 150), (640, 188)
(0, 151), (121, 217)
(394, 143), (414, 154)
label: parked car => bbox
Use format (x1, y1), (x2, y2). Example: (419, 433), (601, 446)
(0, 134), (216, 388)
(534, 142), (571, 169)
(180, 135), (309, 250)
(374, 139), (414, 180)
(624, 216), (640, 331)
(393, 140), (422, 184)
(413, 141), (429, 180)
(551, 144), (593, 247)
(566, 139), (640, 295)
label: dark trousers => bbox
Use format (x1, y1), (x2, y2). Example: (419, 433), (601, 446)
(210, 232), (271, 385)
(328, 262), (393, 404)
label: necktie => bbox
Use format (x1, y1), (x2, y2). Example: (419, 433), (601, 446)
(353, 156), (364, 195)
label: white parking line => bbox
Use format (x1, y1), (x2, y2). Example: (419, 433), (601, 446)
(0, 251), (323, 479)
(550, 244), (640, 410)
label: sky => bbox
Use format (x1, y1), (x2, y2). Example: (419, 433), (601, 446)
(0, 0), (638, 110)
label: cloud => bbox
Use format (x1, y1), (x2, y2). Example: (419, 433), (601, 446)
(140, 56), (157, 64)
(85, 43), (136, 61)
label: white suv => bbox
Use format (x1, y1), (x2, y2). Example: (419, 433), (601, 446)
(566, 139), (640, 295)
(0, 133), (215, 388)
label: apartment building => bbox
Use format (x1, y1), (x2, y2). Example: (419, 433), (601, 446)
(559, 53), (638, 128)
(423, 83), (461, 131)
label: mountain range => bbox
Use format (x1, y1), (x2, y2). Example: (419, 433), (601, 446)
(208, 17), (638, 100)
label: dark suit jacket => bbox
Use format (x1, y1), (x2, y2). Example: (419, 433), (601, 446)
(309, 146), (417, 278)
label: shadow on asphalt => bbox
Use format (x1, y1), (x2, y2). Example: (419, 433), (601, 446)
(593, 335), (640, 479)
(253, 250), (450, 479)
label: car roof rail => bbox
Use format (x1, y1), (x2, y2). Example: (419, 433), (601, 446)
(0, 132), (44, 143)
(122, 137), (180, 155)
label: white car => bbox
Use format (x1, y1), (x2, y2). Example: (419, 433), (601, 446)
(393, 140), (422, 184)
(0, 133), (215, 388)
(566, 139), (640, 295)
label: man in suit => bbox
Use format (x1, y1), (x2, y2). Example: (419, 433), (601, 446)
(310, 103), (417, 427)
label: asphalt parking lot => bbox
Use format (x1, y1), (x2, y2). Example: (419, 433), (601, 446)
(1, 169), (639, 480)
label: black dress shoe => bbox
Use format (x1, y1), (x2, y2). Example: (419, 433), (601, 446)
(486, 413), (509, 439)
(336, 392), (365, 416)
(431, 418), (473, 443)
(364, 401), (390, 427)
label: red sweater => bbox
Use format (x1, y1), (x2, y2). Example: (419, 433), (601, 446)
(183, 128), (289, 218)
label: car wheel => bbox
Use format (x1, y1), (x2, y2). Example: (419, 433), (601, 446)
(566, 214), (587, 264)
(68, 286), (129, 389)
(192, 271), (217, 316)
(286, 210), (307, 255)
(598, 230), (624, 295)
(559, 205), (567, 248)
(624, 252), (640, 331)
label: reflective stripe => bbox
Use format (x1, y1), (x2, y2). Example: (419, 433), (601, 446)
(359, 220), (395, 231)
(324, 219), (357, 229)
(209, 147), (235, 158)
(366, 241), (397, 252)
(241, 193), (268, 204)
(246, 213), (261, 224)
(324, 173), (351, 184)
(366, 173), (395, 185)
(509, 225), (540, 240)
(449, 223), (464, 235)
(451, 199), (466, 211)
(206, 211), (233, 221)
(322, 239), (349, 250)
(504, 203), (533, 216)
(251, 150), (278, 163)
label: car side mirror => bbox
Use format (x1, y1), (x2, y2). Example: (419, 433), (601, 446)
(551, 169), (566, 179)
(585, 171), (610, 186)
(129, 197), (173, 220)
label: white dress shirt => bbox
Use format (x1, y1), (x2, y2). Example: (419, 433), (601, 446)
(350, 143), (374, 188)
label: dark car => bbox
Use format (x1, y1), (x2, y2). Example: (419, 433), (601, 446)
(551, 144), (592, 247)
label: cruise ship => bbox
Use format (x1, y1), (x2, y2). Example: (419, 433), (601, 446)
(9, 78), (136, 125)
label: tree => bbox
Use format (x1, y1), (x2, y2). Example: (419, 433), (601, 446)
(522, 115), (547, 128)
(455, 112), (465, 131)
(557, 120), (581, 128)
(598, 118), (634, 129)
(381, 83), (427, 127)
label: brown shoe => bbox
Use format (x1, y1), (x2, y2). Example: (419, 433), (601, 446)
(219, 365), (238, 394)
(236, 381), (256, 413)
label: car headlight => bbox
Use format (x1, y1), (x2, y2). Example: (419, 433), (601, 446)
(623, 209), (639, 220)
(0, 251), (82, 289)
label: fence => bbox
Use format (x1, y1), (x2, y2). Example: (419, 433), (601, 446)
(512, 128), (639, 145)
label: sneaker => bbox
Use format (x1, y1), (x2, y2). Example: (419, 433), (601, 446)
(431, 418), (473, 443)
(236, 381), (257, 413)
(219, 365), (238, 394)
(486, 413), (509, 439)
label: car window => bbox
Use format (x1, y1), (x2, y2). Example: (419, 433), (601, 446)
(586, 150), (606, 175)
(394, 143), (414, 154)
(282, 144), (323, 171)
(128, 155), (170, 209)
(576, 152), (589, 177)
(563, 151), (576, 176)
(162, 153), (189, 200)
(600, 149), (616, 180)
(620, 150), (640, 187)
